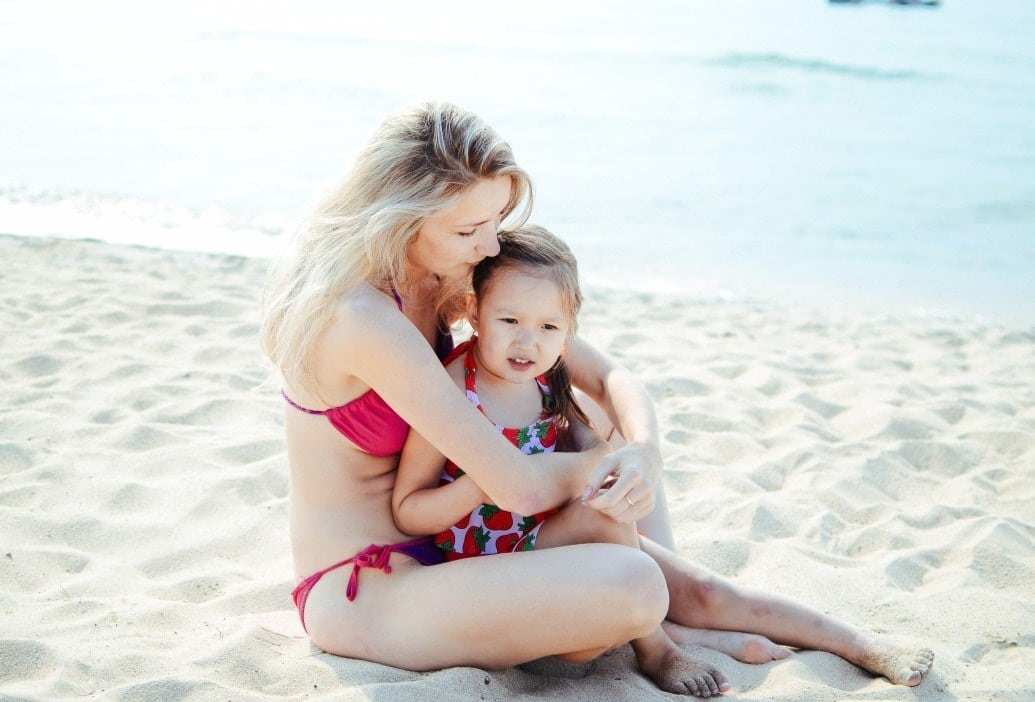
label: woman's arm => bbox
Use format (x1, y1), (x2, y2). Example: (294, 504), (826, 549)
(324, 288), (608, 515)
(393, 428), (488, 535)
(563, 336), (663, 522)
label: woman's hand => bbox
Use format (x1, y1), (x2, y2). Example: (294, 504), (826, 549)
(580, 441), (662, 524)
(458, 474), (493, 507)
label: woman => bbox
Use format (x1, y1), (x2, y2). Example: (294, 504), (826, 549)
(260, 101), (932, 697)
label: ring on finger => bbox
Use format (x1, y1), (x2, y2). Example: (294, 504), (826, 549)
(626, 495), (635, 506)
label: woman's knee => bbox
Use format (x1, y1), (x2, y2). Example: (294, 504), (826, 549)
(604, 548), (669, 636)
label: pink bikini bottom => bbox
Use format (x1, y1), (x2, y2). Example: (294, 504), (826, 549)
(292, 537), (443, 633)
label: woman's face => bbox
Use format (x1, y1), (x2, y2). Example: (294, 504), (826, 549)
(468, 266), (571, 386)
(408, 176), (511, 280)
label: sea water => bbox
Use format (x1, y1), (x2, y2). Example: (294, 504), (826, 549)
(2, 0), (1033, 324)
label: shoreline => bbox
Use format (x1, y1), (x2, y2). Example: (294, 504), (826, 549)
(2, 233), (1033, 701)
(5, 222), (1032, 329)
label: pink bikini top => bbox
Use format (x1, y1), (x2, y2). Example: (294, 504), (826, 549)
(280, 289), (454, 457)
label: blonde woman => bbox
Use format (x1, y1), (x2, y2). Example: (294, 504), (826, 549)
(260, 102), (932, 697)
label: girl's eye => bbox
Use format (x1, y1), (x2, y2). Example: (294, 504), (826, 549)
(543, 324), (559, 331)
(458, 229), (477, 237)
(500, 318), (517, 325)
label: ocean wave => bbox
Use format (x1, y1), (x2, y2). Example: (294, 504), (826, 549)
(705, 52), (929, 81)
(199, 28), (935, 87)
(0, 181), (286, 258)
(975, 199), (1035, 224)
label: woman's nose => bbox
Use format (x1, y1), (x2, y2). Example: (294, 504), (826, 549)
(478, 225), (500, 257)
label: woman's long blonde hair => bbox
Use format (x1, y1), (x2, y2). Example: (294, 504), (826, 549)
(260, 102), (533, 392)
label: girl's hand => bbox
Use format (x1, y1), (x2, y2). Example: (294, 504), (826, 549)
(580, 441), (661, 523)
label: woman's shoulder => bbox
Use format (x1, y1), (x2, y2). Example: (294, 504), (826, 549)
(316, 284), (410, 360)
(335, 282), (398, 315)
(325, 284), (405, 335)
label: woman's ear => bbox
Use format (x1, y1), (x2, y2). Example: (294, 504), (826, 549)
(465, 293), (479, 331)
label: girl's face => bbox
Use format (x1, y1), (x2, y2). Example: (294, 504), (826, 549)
(469, 266), (571, 385)
(408, 176), (510, 280)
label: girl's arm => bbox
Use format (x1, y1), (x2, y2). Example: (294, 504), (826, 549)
(393, 427), (488, 535)
(563, 336), (663, 521)
(325, 288), (609, 516)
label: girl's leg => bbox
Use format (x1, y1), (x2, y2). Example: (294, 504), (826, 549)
(303, 543), (667, 670)
(660, 625), (791, 665)
(576, 394), (932, 685)
(573, 392), (787, 666)
(637, 478), (676, 549)
(574, 390), (676, 548)
(639, 537), (935, 686)
(534, 501), (790, 670)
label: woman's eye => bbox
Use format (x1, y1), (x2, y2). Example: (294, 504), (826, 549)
(543, 324), (559, 331)
(458, 229), (477, 237)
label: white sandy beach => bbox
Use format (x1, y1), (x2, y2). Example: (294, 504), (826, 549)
(1, 233), (1033, 701)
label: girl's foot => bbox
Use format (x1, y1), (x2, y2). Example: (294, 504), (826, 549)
(850, 635), (934, 686)
(662, 622), (792, 664)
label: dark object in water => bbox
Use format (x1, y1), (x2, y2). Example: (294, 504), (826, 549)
(829, 0), (940, 6)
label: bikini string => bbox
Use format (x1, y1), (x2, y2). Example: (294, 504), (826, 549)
(345, 543), (394, 601)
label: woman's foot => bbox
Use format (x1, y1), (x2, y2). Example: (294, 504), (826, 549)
(662, 622), (792, 664)
(637, 642), (731, 698)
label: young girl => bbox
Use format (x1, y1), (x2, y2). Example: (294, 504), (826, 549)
(393, 224), (732, 695)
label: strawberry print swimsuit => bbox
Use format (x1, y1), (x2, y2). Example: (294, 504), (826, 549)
(435, 337), (559, 560)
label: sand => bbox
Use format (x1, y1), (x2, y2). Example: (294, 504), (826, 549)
(2, 233), (1033, 701)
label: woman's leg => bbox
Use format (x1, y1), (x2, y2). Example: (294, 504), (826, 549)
(302, 543), (667, 671)
(535, 501), (729, 697)
(639, 537), (935, 686)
